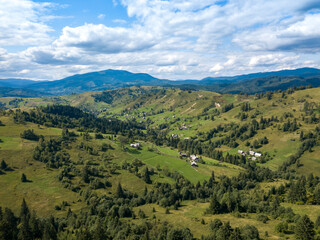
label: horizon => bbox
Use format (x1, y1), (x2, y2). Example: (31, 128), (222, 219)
(1, 0), (320, 80)
(0, 66), (319, 82)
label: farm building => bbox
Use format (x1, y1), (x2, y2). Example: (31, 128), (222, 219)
(191, 161), (198, 167)
(190, 155), (199, 161)
(130, 143), (140, 148)
(179, 152), (188, 157)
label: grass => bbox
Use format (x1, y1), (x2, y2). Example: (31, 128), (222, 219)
(281, 203), (320, 222)
(127, 142), (242, 184)
(297, 146), (320, 176)
(133, 201), (289, 239)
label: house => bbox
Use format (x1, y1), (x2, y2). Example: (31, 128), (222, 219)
(190, 155), (199, 162)
(255, 152), (262, 157)
(249, 151), (255, 156)
(171, 134), (178, 138)
(191, 161), (198, 167)
(179, 152), (188, 157)
(180, 125), (188, 130)
(238, 150), (244, 154)
(130, 143), (140, 148)
(252, 157), (257, 161)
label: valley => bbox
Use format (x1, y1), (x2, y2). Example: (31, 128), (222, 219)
(1, 85), (320, 239)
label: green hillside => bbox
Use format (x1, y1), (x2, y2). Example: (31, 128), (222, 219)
(1, 86), (320, 239)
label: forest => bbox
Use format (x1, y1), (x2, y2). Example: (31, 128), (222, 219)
(1, 86), (320, 239)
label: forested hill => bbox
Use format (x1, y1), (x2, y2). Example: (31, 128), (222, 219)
(1, 85), (320, 239)
(0, 67), (320, 96)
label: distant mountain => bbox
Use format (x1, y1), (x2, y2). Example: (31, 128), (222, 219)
(174, 75), (320, 94)
(172, 67), (320, 85)
(27, 69), (171, 95)
(0, 78), (41, 88)
(0, 67), (319, 96)
(0, 87), (50, 98)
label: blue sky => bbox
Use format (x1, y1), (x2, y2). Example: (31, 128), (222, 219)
(0, 0), (320, 80)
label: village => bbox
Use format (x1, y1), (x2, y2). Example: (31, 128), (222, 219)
(130, 139), (262, 168)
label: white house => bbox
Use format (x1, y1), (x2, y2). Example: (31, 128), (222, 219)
(190, 155), (199, 161)
(238, 150), (244, 154)
(252, 157), (257, 161)
(249, 151), (255, 156)
(171, 134), (178, 138)
(191, 161), (198, 167)
(130, 143), (140, 148)
(255, 153), (262, 157)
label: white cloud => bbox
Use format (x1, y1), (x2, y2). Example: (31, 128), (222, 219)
(234, 13), (320, 52)
(53, 24), (156, 54)
(249, 54), (299, 67)
(0, 0), (54, 46)
(113, 19), (127, 24)
(98, 14), (105, 19)
(1, 0), (320, 80)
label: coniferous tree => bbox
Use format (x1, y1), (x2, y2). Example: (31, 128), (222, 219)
(20, 199), (30, 219)
(230, 227), (242, 240)
(0, 160), (7, 170)
(17, 216), (32, 240)
(116, 183), (124, 198)
(0, 208), (18, 240)
(21, 173), (27, 183)
(295, 215), (315, 240)
(143, 167), (152, 184)
(207, 194), (221, 214)
(315, 215), (320, 229)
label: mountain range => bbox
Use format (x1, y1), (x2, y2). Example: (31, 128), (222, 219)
(0, 67), (320, 96)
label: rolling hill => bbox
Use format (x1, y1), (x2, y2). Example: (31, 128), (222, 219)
(1, 85), (320, 239)
(0, 67), (320, 96)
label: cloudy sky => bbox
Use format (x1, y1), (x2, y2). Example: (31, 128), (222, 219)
(0, 0), (320, 80)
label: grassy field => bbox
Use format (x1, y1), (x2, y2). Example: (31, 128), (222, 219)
(132, 201), (289, 239)
(1, 86), (320, 239)
(126, 142), (243, 184)
(0, 117), (84, 217)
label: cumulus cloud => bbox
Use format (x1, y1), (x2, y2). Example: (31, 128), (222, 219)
(0, 0), (54, 46)
(234, 13), (320, 53)
(1, 0), (320, 80)
(53, 24), (156, 54)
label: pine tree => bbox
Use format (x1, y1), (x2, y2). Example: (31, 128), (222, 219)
(295, 215), (315, 240)
(116, 183), (124, 198)
(207, 194), (221, 214)
(17, 216), (32, 240)
(0, 160), (7, 170)
(29, 211), (41, 239)
(21, 173), (27, 183)
(0, 208), (18, 240)
(315, 215), (320, 229)
(143, 167), (152, 184)
(93, 219), (106, 240)
(230, 227), (242, 240)
(20, 199), (30, 219)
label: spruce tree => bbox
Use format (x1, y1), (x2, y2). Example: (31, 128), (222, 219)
(207, 194), (221, 214)
(116, 183), (124, 198)
(0, 160), (7, 170)
(315, 215), (320, 229)
(21, 173), (27, 183)
(295, 215), (315, 240)
(19, 199), (30, 219)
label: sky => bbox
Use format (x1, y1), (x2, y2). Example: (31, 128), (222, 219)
(0, 0), (320, 80)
